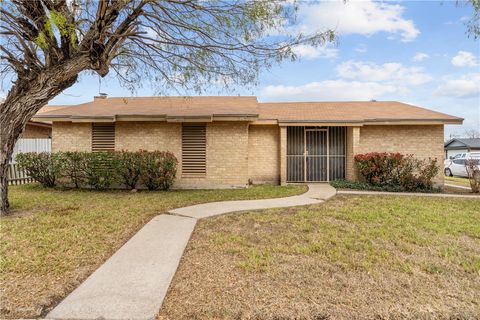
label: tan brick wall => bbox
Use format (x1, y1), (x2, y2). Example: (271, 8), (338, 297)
(346, 127), (361, 181)
(117, 121), (249, 188)
(248, 125), (280, 184)
(198, 122), (249, 187)
(115, 122), (182, 153)
(53, 121), (250, 188)
(356, 125), (445, 185)
(52, 122), (91, 152)
(23, 124), (51, 139)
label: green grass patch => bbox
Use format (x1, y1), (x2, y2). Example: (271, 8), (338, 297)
(198, 195), (480, 274)
(160, 195), (480, 319)
(445, 176), (472, 187)
(0, 183), (306, 318)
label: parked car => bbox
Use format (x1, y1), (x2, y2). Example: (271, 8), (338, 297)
(444, 153), (480, 177)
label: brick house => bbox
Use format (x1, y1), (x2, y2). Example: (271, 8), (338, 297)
(23, 121), (52, 139)
(33, 96), (463, 188)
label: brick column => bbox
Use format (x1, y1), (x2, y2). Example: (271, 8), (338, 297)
(280, 126), (287, 185)
(346, 126), (361, 181)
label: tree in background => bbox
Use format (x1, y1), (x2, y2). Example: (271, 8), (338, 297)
(463, 129), (480, 139)
(464, 0), (480, 39)
(0, 0), (334, 215)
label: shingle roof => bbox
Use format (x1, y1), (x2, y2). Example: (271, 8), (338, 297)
(445, 138), (480, 149)
(34, 96), (463, 124)
(258, 101), (461, 123)
(37, 96), (259, 119)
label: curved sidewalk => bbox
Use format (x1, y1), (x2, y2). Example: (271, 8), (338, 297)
(169, 183), (336, 219)
(47, 184), (336, 320)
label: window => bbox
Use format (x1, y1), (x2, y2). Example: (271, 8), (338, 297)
(182, 124), (206, 176)
(92, 123), (115, 152)
(453, 159), (466, 165)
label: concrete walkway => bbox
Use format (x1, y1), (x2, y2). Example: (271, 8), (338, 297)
(47, 184), (336, 320)
(47, 215), (197, 320)
(170, 183), (336, 219)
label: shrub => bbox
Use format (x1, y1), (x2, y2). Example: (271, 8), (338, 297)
(57, 151), (87, 188)
(354, 152), (404, 185)
(113, 151), (143, 190)
(140, 151), (178, 190)
(354, 152), (439, 192)
(17, 151), (178, 191)
(16, 152), (61, 187)
(82, 152), (116, 190)
(330, 179), (441, 193)
(466, 159), (480, 193)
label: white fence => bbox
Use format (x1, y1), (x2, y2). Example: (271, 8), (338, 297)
(10, 138), (51, 164)
(7, 163), (35, 185)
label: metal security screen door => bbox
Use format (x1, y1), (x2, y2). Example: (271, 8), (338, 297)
(306, 129), (328, 181)
(287, 127), (346, 182)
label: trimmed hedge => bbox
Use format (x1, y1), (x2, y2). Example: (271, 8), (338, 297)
(330, 179), (441, 193)
(352, 152), (439, 192)
(16, 151), (178, 190)
(140, 151), (178, 190)
(16, 152), (61, 188)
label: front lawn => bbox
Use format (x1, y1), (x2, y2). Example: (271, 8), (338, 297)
(0, 183), (306, 319)
(160, 195), (480, 319)
(445, 176), (472, 187)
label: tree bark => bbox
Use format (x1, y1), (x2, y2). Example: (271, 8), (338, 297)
(0, 55), (90, 215)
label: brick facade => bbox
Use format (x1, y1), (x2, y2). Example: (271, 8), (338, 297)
(116, 121), (251, 187)
(53, 121), (250, 188)
(52, 121), (445, 187)
(248, 125), (280, 184)
(345, 127), (360, 181)
(52, 122), (91, 152)
(115, 122), (181, 153)
(356, 125), (445, 185)
(22, 124), (52, 139)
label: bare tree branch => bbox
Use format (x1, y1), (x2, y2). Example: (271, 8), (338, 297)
(0, 0), (335, 214)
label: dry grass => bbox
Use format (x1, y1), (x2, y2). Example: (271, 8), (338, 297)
(443, 185), (477, 195)
(159, 195), (480, 320)
(0, 183), (305, 319)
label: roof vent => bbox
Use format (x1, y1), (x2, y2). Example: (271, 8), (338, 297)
(94, 93), (108, 100)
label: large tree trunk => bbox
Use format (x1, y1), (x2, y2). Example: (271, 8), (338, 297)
(0, 56), (90, 215)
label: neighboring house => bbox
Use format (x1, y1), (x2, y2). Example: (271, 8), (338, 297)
(444, 138), (480, 159)
(10, 121), (52, 164)
(33, 96), (463, 187)
(23, 121), (52, 139)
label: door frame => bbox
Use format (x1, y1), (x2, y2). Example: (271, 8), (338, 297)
(304, 128), (329, 182)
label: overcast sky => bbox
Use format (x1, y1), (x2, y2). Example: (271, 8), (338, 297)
(5, 0), (480, 138)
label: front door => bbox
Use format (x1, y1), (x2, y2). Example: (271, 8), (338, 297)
(286, 126), (344, 183)
(305, 129), (328, 181)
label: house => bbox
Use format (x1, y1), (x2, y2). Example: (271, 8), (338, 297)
(444, 138), (480, 159)
(33, 96), (463, 188)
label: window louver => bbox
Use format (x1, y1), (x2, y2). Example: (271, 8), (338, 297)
(92, 123), (115, 152)
(182, 124), (206, 176)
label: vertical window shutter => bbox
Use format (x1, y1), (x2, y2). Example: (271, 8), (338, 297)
(182, 124), (206, 176)
(92, 123), (115, 152)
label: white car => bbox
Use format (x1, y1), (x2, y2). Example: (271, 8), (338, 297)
(444, 154), (480, 177)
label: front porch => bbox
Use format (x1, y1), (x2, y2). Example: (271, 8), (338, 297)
(280, 126), (360, 184)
